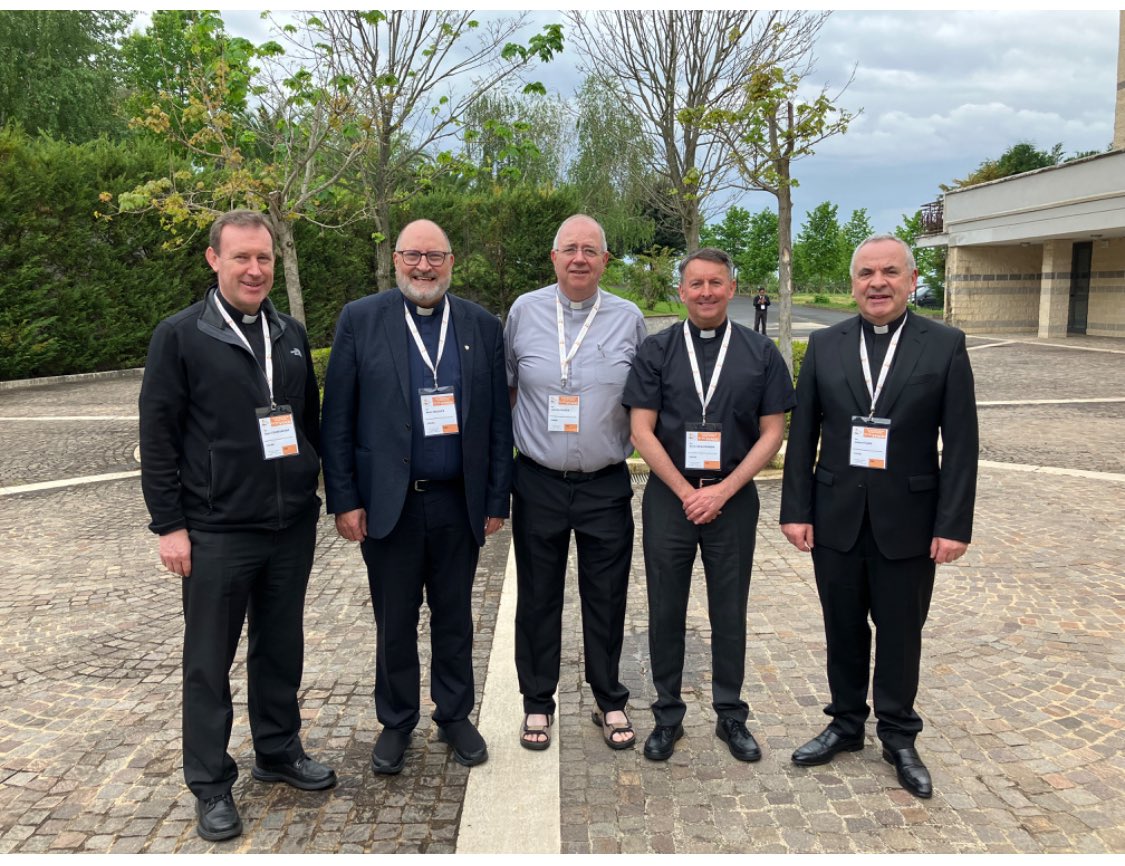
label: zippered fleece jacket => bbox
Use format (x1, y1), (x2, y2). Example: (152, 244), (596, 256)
(139, 287), (322, 535)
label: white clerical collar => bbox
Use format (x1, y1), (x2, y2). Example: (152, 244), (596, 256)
(415, 305), (435, 317)
(557, 285), (599, 311)
(216, 288), (260, 324)
(873, 323), (888, 335)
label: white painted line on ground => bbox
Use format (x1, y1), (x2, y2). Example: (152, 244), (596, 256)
(457, 542), (559, 854)
(971, 336), (1125, 355)
(0, 470), (140, 497)
(978, 397), (1125, 407)
(967, 340), (1014, 352)
(979, 460), (1125, 483)
(0, 415), (139, 421)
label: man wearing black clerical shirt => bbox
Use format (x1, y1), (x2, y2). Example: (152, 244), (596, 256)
(623, 247), (796, 762)
(321, 219), (512, 776)
(781, 235), (978, 799)
(140, 210), (333, 843)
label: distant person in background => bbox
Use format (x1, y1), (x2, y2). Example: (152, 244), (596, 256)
(752, 286), (771, 335)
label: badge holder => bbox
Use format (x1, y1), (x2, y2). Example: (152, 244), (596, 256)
(685, 422), (723, 471)
(256, 404), (300, 460)
(850, 415), (890, 469)
(547, 393), (580, 433)
(420, 386), (459, 437)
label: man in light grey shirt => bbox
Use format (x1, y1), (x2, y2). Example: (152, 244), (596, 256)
(505, 214), (648, 752)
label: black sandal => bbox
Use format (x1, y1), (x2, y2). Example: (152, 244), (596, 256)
(591, 710), (635, 750)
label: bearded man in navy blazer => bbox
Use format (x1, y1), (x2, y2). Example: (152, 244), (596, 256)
(780, 235), (978, 799)
(321, 219), (512, 775)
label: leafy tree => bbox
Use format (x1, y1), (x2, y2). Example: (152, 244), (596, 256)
(793, 202), (843, 291)
(309, 10), (564, 294)
(946, 141), (1063, 189)
(569, 11), (824, 252)
(461, 91), (568, 188)
(0, 11), (132, 141)
(622, 246), (677, 310)
(700, 206), (753, 266)
(700, 206), (778, 290)
(697, 35), (855, 370)
(118, 10), (369, 324)
(569, 75), (656, 256)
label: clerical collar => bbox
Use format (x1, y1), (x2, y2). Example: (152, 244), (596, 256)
(216, 287), (260, 324)
(405, 295), (444, 318)
(861, 309), (907, 337)
(688, 318), (727, 340)
(556, 285), (599, 311)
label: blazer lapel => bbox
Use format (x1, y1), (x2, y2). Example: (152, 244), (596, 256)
(875, 315), (925, 417)
(451, 295), (477, 421)
(381, 292), (411, 413)
(838, 316), (871, 414)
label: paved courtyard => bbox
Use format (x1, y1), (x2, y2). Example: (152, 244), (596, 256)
(0, 334), (1123, 853)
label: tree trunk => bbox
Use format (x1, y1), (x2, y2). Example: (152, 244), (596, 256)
(271, 212), (306, 325)
(776, 164), (794, 373)
(374, 199), (393, 293)
(684, 202), (701, 254)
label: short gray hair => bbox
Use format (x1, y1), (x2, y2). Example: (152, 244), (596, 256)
(209, 210), (276, 254)
(850, 234), (916, 278)
(552, 214), (607, 252)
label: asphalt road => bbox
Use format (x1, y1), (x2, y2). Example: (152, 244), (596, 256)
(727, 296), (852, 337)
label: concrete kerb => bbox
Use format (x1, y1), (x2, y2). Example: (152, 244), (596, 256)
(0, 367), (144, 392)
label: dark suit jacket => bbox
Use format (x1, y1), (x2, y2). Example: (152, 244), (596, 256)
(780, 313), (978, 560)
(320, 289), (513, 546)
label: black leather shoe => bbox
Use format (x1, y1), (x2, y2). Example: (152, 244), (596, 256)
(643, 724), (684, 761)
(436, 720), (488, 767)
(371, 727), (412, 775)
(791, 728), (864, 766)
(196, 793), (242, 842)
(252, 754), (337, 790)
(883, 747), (933, 798)
(715, 718), (762, 762)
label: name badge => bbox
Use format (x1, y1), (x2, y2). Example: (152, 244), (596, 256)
(685, 422), (722, 471)
(850, 416), (891, 469)
(256, 404), (299, 460)
(420, 387), (459, 437)
(548, 393), (580, 432)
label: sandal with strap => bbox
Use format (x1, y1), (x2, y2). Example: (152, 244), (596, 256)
(519, 713), (552, 751)
(591, 710), (635, 750)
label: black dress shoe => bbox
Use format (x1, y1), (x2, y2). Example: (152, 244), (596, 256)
(643, 724), (684, 761)
(883, 746), (933, 799)
(791, 728), (864, 766)
(252, 754), (337, 790)
(715, 718), (762, 762)
(196, 793), (242, 842)
(436, 720), (488, 767)
(371, 727), (412, 775)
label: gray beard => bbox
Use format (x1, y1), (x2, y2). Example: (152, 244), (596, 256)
(397, 276), (450, 308)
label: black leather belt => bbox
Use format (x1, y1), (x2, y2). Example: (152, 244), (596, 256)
(410, 478), (462, 493)
(692, 476), (725, 488)
(518, 453), (624, 482)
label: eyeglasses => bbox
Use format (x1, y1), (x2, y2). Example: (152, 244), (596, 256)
(395, 249), (451, 266)
(556, 245), (603, 259)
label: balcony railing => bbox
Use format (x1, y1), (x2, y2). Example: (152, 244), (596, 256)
(920, 200), (944, 234)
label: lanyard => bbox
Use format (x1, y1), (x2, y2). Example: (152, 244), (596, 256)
(404, 301), (450, 388)
(213, 293), (274, 406)
(683, 320), (731, 424)
(859, 313), (906, 418)
(556, 291), (601, 387)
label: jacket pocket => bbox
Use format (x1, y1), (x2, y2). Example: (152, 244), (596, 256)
(814, 466), (835, 486)
(908, 474), (938, 492)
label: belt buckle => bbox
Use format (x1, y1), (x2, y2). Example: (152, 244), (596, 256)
(413, 479), (427, 492)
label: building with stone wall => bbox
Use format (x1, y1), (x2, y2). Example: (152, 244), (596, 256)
(917, 12), (1125, 339)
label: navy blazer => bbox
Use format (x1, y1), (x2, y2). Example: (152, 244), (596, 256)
(780, 313), (978, 560)
(320, 289), (513, 546)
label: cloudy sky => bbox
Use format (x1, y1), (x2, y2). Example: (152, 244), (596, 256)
(189, 7), (1121, 237)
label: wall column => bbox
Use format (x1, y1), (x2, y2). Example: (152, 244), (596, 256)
(1038, 240), (1073, 338)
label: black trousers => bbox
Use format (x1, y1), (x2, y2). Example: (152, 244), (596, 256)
(182, 507), (317, 799)
(754, 309), (767, 334)
(811, 511), (936, 750)
(361, 483), (479, 732)
(642, 474), (759, 726)
(512, 458), (633, 716)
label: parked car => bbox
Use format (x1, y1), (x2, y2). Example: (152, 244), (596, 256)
(910, 284), (941, 308)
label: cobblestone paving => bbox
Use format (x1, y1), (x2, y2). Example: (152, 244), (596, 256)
(1, 339), (1124, 853)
